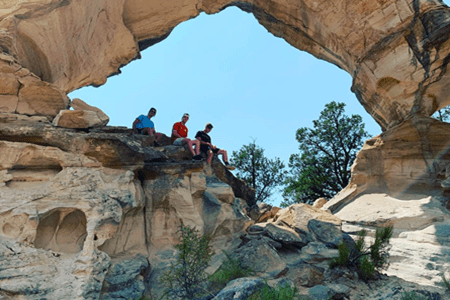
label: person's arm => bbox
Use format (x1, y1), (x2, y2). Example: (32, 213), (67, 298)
(196, 133), (214, 148)
(172, 130), (180, 138)
(132, 118), (140, 133)
(172, 124), (182, 139)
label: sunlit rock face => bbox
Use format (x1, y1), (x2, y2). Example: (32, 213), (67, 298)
(323, 116), (450, 287)
(2, 0), (450, 298)
(2, 0), (450, 129)
(0, 115), (254, 299)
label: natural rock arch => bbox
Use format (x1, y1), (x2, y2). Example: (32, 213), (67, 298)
(1, 2), (450, 297)
(1, 0), (450, 130)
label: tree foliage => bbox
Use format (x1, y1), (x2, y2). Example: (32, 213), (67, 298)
(231, 141), (287, 205)
(282, 101), (370, 205)
(432, 106), (450, 122)
(161, 222), (213, 299)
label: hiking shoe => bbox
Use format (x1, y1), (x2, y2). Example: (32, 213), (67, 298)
(193, 155), (203, 161)
(225, 164), (236, 170)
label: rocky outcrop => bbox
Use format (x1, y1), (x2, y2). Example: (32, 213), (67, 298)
(2, 0), (450, 298)
(320, 115), (450, 287)
(2, 0), (450, 130)
(1, 109), (449, 299)
(0, 112), (256, 299)
(0, 54), (69, 118)
(52, 98), (110, 129)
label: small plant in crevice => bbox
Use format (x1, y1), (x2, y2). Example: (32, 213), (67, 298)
(247, 282), (300, 300)
(209, 251), (254, 291)
(160, 221), (213, 300)
(441, 274), (450, 292)
(329, 226), (393, 281)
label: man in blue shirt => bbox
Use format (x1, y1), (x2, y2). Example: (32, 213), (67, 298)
(132, 107), (162, 145)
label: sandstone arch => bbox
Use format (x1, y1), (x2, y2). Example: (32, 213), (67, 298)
(2, 2), (450, 297)
(1, 0), (450, 130)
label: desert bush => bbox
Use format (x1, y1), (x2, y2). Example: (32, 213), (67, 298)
(160, 222), (213, 300)
(330, 226), (393, 280)
(209, 251), (254, 291)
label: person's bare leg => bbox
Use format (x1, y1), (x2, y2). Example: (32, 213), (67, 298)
(218, 149), (228, 164)
(192, 140), (200, 155)
(185, 139), (196, 156)
(207, 150), (213, 164)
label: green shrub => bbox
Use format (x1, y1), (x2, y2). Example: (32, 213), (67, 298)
(330, 226), (393, 281)
(209, 251), (253, 290)
(247, 282), (299, 300)
(442, 274), (450, 291)
(160, 222), (213, 300)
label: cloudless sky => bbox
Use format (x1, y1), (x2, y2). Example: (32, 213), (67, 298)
(69, 6), (415, 206)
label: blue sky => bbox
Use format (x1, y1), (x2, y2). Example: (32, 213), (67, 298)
(70, 6), (400, 206)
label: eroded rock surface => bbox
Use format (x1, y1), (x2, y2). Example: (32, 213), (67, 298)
(2, 0), (450, 131)
(0, 112), (255, 299)
(2, 0), (450, 299)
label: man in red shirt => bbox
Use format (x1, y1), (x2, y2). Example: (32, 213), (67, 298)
(171, 113), (202, 160)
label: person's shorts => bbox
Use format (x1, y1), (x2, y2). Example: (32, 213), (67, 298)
(173, 138), (185, 146)
(136, 127), (152, 135)
(201, 147), (220, 154)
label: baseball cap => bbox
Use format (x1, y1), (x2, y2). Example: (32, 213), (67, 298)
(183, 113), (189, 118)
(206, 123), (213, 129)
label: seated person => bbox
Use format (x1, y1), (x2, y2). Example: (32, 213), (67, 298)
(132, 107), (162, 145)
(171, 113), (202, 160)
(195, 123), (235, 170)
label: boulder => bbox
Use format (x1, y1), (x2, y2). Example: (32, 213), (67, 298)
(212, 277), (265, 300)
(247, 222), (308, 248)
(274, 204), (343, 247)
(312, 198), (327, 209)
(298, 242), (339, 264)
(71, 98), (109, 126)
(248, 202), (281, 223)
(230, 237), (286, 277)
(17, 79), (70, 118)
(53, 110), (105, 129)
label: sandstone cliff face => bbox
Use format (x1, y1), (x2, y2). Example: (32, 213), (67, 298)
(1, 0), (450, 299)
(0, 114), (256, 299)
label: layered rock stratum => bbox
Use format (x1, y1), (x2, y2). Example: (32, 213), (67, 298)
(1, 0), (450, 299)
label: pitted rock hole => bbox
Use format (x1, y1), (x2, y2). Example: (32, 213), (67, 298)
(35, 209), (87, 253)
